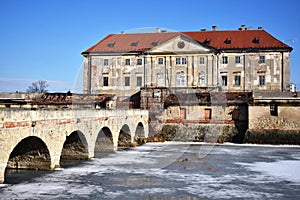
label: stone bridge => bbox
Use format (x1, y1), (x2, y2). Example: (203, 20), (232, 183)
(0, 109), (149, 183)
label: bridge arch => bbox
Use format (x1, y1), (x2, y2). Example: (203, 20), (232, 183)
(95, 126), (114, 152)
(1, 136), (52, 183)
(60, 131), (89, 161)
(135, 122), (145, 139)
(6, 136), (51, 171)
(118, 124), (132, 148)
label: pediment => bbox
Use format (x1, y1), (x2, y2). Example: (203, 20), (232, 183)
(150, 34), (212, 53)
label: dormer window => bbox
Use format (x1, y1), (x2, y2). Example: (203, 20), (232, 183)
(151, 41), (159, 46)
(131, 41), (139, 47)
(253, 37), (260, 44)
(204, 39), (210, 45)
(107, 42), (115, 48)
(225, 38), (231, 44)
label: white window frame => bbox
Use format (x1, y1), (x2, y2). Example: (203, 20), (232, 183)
(176, 70), (186, 87)
(199, 57), (205, 64)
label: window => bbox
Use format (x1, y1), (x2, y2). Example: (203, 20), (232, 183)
(137, 59), (143, 65)
(222, 56), (228, 64)
(222, 75), (228, 86)
(176, 71), (186, 86)
(270, 104), (278, 116)
(259, 55), (265, 63)
(136, 76), (142, 86)
(204, 108), (212, 120)
(107, 42), (115, 48)
(253, 37), (260, 44)
(199, 71), (205, 86)
(153, 90), (161, 102)
(158, 58), (164, 65)
(125, 59), (130, 65)
(234, 75), (241, 86)
(157, 72), (164, 86)
(182, 57), (187, 65)
(131, 41), (139, 46)
(104, 59), (109, 66)
(259, 75), (265, 86)
(176, 57), (181, 65)
(235, 56), (240, 64)
(225, 38), (231, 44)
(125, 77), (130, 86)
(151, 41), (159, 46)
(103, 77), (108, 86)
(199, 57), (205, 64)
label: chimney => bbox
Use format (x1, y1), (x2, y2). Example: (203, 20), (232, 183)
(156, 28), (161, 33)
(248, 27), (253, 30)
(241, 25), (246, 30)
(212, 25), (217, 31)
(201, 28), (206, 31)
(120, 31), (125, 34)
(258, 26), (263, 30)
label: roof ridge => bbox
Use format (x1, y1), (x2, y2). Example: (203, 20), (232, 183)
(82, 34), (116, 54)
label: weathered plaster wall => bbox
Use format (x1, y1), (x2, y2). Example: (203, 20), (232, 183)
(249, 105), (300, 130)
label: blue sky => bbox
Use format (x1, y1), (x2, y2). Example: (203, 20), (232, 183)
(0, 0), (300, 92)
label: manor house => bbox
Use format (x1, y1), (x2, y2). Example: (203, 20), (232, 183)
(81, 26), (292, 99)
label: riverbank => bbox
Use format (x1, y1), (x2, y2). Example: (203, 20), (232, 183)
(146, 124), (300, 145)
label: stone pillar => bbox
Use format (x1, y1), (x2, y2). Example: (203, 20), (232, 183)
(0, 162), (6, 184)
(112, 126), (119, 151)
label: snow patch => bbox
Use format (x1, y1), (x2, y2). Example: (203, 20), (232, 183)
(238, 160), (300, 183)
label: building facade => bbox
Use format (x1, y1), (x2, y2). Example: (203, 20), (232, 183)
(82, 26), (292, 99)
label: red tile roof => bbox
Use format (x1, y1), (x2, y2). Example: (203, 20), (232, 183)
(82, 29), (292, 54)
(83, 32), (181, 53)
(183, 30), (291, 50)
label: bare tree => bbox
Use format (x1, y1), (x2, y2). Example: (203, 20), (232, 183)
(27, 80), (49, 93)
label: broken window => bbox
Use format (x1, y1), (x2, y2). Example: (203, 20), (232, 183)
(204, 108), (212, 120)
(270, 104), (278, 116)
(103, 77), (108, 87)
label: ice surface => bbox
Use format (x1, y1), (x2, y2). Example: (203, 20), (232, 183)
(1, 142), (300, 199)
(247, 160), (300, 183)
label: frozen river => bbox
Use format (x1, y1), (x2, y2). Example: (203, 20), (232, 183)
(1, 142), (300, 199)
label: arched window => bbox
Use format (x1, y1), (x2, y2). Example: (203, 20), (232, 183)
(176, 71), (186, 87)
(199, 71), (205, 86)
